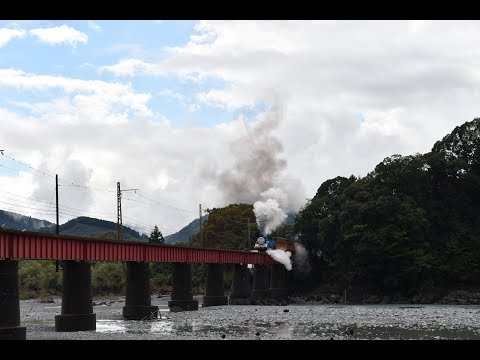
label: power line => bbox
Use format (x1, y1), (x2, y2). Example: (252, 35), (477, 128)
(0, 192), (117, 218)
(1, 151), (115, 193)
(2, 152), (194, 209)
(1, 151), (199, 227)
(0, 162), (41, 175)
(1, 153), (55, 179)
(1, 151), (199, 212)
(122, 215), (176, 232)
(57, 182), (116, 193)
(0, 189), (179, 234)
(135, 192), (196, 214)
(0, 199), (59, 214)
(122, 221), (173, 236)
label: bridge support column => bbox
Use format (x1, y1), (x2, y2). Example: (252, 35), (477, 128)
(203, 263), (228, 307)
(251, 264), (270, 304)
(229, 264), (251, 305)
(168, 263), (198, 312)
(0, 260), (26, 340)
(287, 267), (295, 294)
(55, 261), (96, 332)
(269, 265), (289, 300)
(123, 262), (158, 320)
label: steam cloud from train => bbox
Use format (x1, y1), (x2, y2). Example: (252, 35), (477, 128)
(266, 248), (292, 271)
(293, 242), (311, 274)
(216, 107), (305, 232)
(215, 105), (306, 270)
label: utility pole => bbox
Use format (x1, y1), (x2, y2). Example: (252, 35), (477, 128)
(56, 174), (59, 235)
(117, 182), (138, 241)
(247, 218), (251, 251)
(199, 204), (203, 247)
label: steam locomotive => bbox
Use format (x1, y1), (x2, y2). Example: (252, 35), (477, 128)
(253, 234), (295, 252)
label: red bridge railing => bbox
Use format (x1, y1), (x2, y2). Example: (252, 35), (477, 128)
(0, 228), (277, 264)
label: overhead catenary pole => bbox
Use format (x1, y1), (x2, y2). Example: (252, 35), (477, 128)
(117, 182), (122, 241)
(117, 182), (138, 242)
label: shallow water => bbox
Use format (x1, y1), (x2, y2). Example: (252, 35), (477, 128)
(20, 296), (480, 340)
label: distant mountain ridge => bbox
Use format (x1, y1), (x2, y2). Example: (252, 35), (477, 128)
(0, 210), (146, 241)
(1, 208), (295, 245)
(164, 215), (208, 244)
(0, 209), (54, 232)
(0, 208), (202, 244)
(40, 216), (148, 241)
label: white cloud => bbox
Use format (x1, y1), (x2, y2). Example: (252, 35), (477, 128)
(0, 69), (152, 119)
(87, 20), (102, 32)
(101, 20), (480, 193)
(101, 58), (163, 77)
(0, 104), (245, 234)
(29, 25), (88, 47)
(0, 28), (26, 48)
(4, 21), (480, 236)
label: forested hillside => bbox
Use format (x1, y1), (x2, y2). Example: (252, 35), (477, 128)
(295, 118), (480, 298)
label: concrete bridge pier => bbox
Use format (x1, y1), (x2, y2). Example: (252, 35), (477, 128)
(286, 266), (295, 294)
(168, 263), (198, 312)
(251, 264), (270, 304)
(229, 264), (251, 305)
(203, 263), (228, 307)
(55, 261), (96, 332)
(269, 265), (289, 300)
(123, 261), (158, 320)
(0, 260), (26, 340)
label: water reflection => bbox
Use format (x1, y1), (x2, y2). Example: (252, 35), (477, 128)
(96, 320), (126, 333)
(93, 316), (480, 339)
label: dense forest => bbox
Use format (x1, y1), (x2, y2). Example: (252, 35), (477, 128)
(14, 118), (480, 301)
(295, 118), (480, 299)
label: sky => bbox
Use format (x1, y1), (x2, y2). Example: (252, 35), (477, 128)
(0, 20), (479, 236)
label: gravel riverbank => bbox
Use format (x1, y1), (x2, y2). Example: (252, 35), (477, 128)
(20, 295), (480, 340)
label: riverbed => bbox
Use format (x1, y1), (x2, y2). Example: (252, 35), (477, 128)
(20, 296), (480, 340)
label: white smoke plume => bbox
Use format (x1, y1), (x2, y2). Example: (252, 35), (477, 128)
(208, 102), (306, 240)
(293, 242), (311, 274)
(266, 249), (292, 271)
(254, 195), (286, 234)
(216, 110), (286, 204)
(214, 107), (305, 215)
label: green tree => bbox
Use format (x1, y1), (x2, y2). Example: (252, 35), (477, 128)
(149, 225), (165, 244)
(91, 262), (126, 295)
(192, 204), (258, 250)
(99, 231), (117, 240)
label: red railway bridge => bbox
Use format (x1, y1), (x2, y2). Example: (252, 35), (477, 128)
(0, 228), (292, 340)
